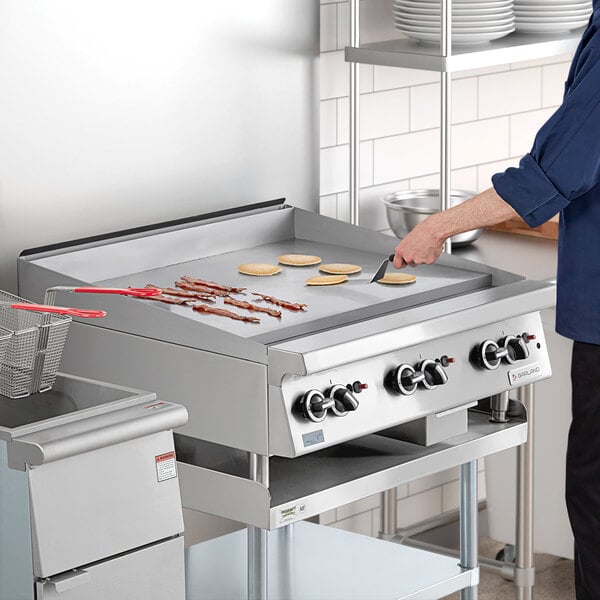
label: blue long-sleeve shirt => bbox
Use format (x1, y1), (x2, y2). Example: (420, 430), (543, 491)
(492, 11), (600, 344)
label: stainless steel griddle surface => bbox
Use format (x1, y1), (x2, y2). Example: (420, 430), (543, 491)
(97, 239), (491, 344)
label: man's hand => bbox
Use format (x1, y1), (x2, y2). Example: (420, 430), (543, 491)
(392, 187), (518, 269)
(393, 214), (444, 269)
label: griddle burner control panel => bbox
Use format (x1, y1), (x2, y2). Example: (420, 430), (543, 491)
(273, 312), (551, 456)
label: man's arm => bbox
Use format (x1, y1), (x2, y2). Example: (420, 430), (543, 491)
(393, 187), (518, 269)
(395, 41), (600, 270)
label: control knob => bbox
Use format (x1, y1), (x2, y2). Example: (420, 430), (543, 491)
(477, 333), (534, 370)
(501, 335), (530, 364)
(419, 358), (449, 389)
(297, 390), (334, 423)
(328, 384), (359, 417)
(477, 339), (509, 370)
(390, 364), (424, 396)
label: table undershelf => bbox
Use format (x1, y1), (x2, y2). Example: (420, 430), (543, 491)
(185, 521), (477, 600)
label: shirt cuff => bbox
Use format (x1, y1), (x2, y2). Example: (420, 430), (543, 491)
(491, 153), (569, 228)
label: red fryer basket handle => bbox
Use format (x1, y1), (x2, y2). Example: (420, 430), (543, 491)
(73, 287), (161, 298)
(9, 304), (107, 319)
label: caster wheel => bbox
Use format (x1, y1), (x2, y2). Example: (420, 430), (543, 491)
(496, 544), (516, 563)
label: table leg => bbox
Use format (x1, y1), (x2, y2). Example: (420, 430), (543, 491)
(515, 384), (535, 600)
(379, 488), (398, 540)
(460, 460), (479, 600)
(248, 453), (269, 600)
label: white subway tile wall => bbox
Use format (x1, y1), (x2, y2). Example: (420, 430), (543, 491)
(409, 78), (478, 131)
(331, 510), (374, 537)
(318, 0), (572, 538)
(320, 99), (337, 148)
(337, 0), (402, 47)
(510, 108), (556, 157)
(396, 487), (443, 529)
(410, 166), (478, 193)
(320, 3), (338, 52)
(478, 68), (543, 119)
(375, 65), (440, 91)
(337, 88), (410, 143)
(543, 61), (572, 107)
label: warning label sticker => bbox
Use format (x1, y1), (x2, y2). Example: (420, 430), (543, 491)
(155, 451), (177, 482)
(145, 401), (167, 410)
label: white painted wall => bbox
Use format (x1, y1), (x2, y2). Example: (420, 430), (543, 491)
(0, 1), (319, 292)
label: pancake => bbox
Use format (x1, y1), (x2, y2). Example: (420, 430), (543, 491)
(278, 254), (322, 266)
(238, 263), (282, 276)
(377, 273), (417, 285)
(306, 275), (348, 286)
(319, 263), (362, 275)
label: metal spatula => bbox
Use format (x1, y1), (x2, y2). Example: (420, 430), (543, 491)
(370, 254), (395, 283)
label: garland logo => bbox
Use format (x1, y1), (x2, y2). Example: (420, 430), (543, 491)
(508, 363), (541, 386)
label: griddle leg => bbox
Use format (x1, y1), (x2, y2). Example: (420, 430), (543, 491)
(379, 488), (398, 540)
(460, 460), (479, 599)
(276, 523), (294, 599)
(248, 526), (268, 600)
(248, 453), (269, 600)
(515, 384), (535, 600)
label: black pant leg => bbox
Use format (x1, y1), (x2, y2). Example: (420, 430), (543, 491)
(566, 340), (600, 600)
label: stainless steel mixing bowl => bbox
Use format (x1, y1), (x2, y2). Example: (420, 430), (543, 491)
(384, 189), (482, 247)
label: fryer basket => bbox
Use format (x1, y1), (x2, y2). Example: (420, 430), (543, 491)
(0, 290), (71, 398)
(0, 327), (11, 373)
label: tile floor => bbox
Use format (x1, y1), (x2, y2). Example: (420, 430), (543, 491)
(445, 536), (575, 599)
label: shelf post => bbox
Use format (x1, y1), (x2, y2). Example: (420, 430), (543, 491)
(440, 0), (453, 255)
(459, 460), (479, 599)
(349, 0), (360, 226)
(515, 384), (535, 600)
(248, 453), (269, 600)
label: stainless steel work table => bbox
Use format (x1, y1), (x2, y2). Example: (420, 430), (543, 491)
(179, 401), (527, 599)
(177, 406), (525, 531)
(185, 521), (474, 600)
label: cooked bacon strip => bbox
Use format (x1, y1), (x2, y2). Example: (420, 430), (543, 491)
(251, 293), (307, 312)
(225, 297), (281, 318)
(182, 276), (246, 294)
(160, 287), (216, 303)
(144, 294), (191, 306)
(193, 304), (259, 323)
(143, 283), (215, 304)
(176, 281), (230, 297)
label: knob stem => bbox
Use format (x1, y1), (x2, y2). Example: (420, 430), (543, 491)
(494, 347), (509, 359)
(410, 372), (426, 385)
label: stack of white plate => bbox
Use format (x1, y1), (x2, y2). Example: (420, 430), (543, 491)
(393, 0), (515, 45)
(514, 0), (592, 33)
